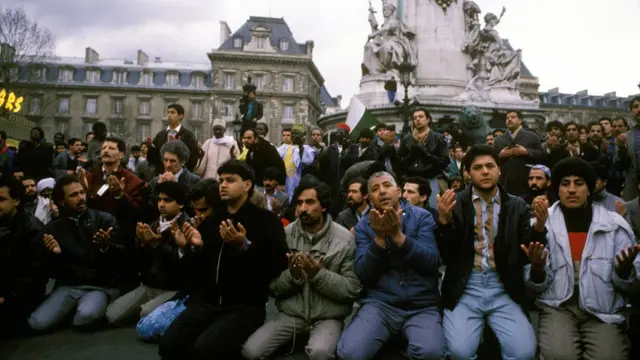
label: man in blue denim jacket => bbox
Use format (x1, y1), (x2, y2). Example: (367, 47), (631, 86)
(337, 170), (443, 360)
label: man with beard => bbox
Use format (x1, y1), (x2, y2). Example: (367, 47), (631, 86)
(13, 127), (55, 181)
(242, 175), (361, 360)
(159, 160), (288, 359)
(436, 145), (547, 360)
(336, 177), (369, 231)
(0, 176), (48, 338)
(243, 129), (285, 186)
(523, 165), (557, 206)
(21, 176), (55, 225)
(338, 171), (443, 360)
(28, 174), (125, 332)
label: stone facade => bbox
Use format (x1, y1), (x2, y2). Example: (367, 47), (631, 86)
(211, 17), (338, 144)
(538, 88), (636, 125)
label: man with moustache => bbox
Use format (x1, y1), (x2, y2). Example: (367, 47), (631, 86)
(28, 174), (125, 332)
(336, 177), (370, 231)
(523, 165), (557, 206)
(20, 176), (55, 225)
(243, 129), (285, 186)
(259, 167), (289, 217)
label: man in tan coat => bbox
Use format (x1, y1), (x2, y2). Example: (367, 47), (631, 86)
(195, 118), (240, 180)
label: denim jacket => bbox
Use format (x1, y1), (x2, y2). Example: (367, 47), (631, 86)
(525, 202), (640, 324)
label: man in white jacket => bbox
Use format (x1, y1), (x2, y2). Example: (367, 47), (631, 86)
(195, 118), (240, 180)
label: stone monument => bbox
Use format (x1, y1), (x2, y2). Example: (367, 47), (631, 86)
(335, 0), (544, 133)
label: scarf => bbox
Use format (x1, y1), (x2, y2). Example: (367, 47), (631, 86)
(412, 128), (429, 145)
(159, 213), (181, 233)
(213, 136), (234, 147)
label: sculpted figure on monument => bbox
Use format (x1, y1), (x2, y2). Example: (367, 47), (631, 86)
(361, 1), (418, 77)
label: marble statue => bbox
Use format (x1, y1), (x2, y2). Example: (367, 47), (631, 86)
(460, 1), (522, 100)
(458, 105), (491, 146)
(361, 1), (418, 77)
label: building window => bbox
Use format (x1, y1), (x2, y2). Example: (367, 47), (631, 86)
(255, 74), (265, 91)
(57, 121), (68, 136)
(138, 100), (151, 116)
(233, 37), (243, 48)
(141, 72), (153, 86)
(221, 100), (234, 116)
(279, 39), (289, 51)
(193, 125), (202, 142)
(191, 102), (203, 119)
(30, 96), (41, 114)
(224, 73), (235, 89)
(112, 98), (124, 114)
(112, 123), (123, 136)
(84, 122), (94, 135)
(283, 105), (294, 120)
(114, 70), (127, 84)
(86, 70), (100, 83)
(58, 97), (70, 114)
(85, 98), (97, 114)
(255, 36), (265, 49)
(192, 74), (204, 89)
(31, 67), (46, 82)
(137, 123), (150, 142)
(283, 76), (294, 92)
(166, 73), (179, 86)
(59, 69), (73, 82)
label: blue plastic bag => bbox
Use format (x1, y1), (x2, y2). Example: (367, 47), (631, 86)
(136, 295), (189, 342)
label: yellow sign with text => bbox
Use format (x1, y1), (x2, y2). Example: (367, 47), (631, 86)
(0, 88), (24, 113)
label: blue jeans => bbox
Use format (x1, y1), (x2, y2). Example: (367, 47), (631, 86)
(28, 285), (118, 331)
(427, 177), (440, 209)
(337, 301), (444, 360)
(387, 90), (396, 103)
(443, 271), (536, 360)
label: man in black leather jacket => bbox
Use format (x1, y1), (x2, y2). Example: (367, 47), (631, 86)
(28, 174), (124, 332)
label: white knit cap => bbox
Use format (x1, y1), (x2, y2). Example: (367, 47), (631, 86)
(212, 118), (225, 128)
(37, 177), (55, 194)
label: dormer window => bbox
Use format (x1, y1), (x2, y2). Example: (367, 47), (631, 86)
(233, 37), (243, 48)
(279, 39), (289, 51)
(113, 70), (127, 84)
(59, 68), (73, 82)
(86, 69), (101, 83)
(31, 67), (46, 82)
(141, 71), (153, 86)
(192, 74), (204, 89)
(166, 72), (179, 87)
(256, 37), (265, 49)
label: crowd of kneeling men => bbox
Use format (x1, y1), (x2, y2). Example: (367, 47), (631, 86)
(0, 145), (639, 360)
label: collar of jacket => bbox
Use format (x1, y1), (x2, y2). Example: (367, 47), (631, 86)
(458, 183), (512, 208)
(291, 214), (334, 245)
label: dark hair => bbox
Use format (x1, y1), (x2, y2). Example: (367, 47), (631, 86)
(21, 175), (37, 184)
(374, 123), (387, 131)
(551, 157), (596, 195)
(348, 176), (368, 196)
(263, 167), (282, 182)
(587, 121), (601, 133)
(492, 129), (504, 137)
(243, 128), (257, 138)
(131, 145), (141, 152)
(292, 175), (333, 214)
(92, 122), (107, 133)
(358, 128), (374, 140)
(188, 179), (220, 207)
(0, 175), (25, 200)
(412, 107), (431, 120)
(404, 176), (431, 198)
(545, 120), (564, 133)
(0, 130), (7, 140)
(506, 110), (522, 119)
(577, 124), (587, 133)
(452, 144), (463, 152)
(612, 116), (628, 128)
(31, 127), (45, 140)
(589, 161), (609, 181)
(598, 117), (612, 125)
(86, 131), (94, 138)
(564, 121), (578, 131)
(256, 122), (269, 133)
(52, 174), (84, 205)
(168, 103), (185, 115)
(55, 141), (66, 148)
(217, 159), (254, 184)
(462, 145), (499, 171)
(155, 180), (188, 205)
(103, 136), (127, 153)
(629, 96), (640, 111)
(281, 128), (291, 134)
(67, 137), (82, 146)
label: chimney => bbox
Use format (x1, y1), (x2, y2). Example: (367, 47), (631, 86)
(137, 49), (148, 66)
(155, 56), (162, 63)
(305, 40), (314, 57)
(604, 91), (616, 98)
(85, 47), (100, 63)
(0, 43), (16, 63)
(219, 21), (232, 46)
(576, 89), (588, 96)
(547, 87), (559, 94)
(336, 95), (342, 107)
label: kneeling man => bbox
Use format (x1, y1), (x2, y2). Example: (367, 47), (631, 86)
(242, 175), (361, 359)
(337, 171), (443, 360)
(535, 157), (640, 360)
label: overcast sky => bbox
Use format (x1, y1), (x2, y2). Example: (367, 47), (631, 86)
(16, 0), (640, 105)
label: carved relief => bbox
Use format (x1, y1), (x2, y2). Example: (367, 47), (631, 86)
(432, 0), (458, 13)
(361, 1), (417, 78)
